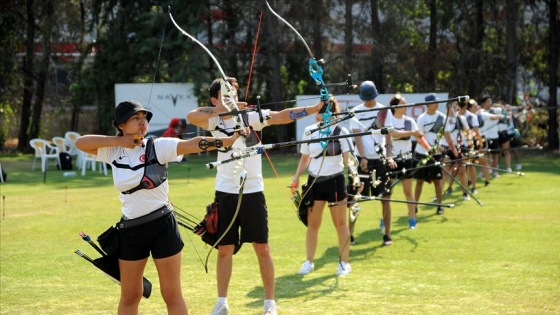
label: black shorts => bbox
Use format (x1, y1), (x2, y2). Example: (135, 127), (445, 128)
(389, 158), (415, 180)
(307, 173), (347, 202)
(215, 191), (268, 245)
(498, 130), (510, 145)
(413, 153), (443, 182)
(487, 137), (500, 150)
(119, 212), (184, 261)
(358, 158), (391, 197)
(510, 136), (522, 148)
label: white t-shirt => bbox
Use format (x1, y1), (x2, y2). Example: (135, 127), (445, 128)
(96, 137), (182, 219)
(350, 102), (394, 158)
(300, 124), (352, 176)
(207, 110), (271, 194)
(480, 110), (499, 139)
(415, 111), (446, 155)
(390, 115), (418, 156)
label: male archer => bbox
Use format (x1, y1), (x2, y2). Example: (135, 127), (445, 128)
(350, 80), (396, 246)
(187, 77), (326, 315)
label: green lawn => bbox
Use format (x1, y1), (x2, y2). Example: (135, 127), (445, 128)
(0, 152), (559, 314)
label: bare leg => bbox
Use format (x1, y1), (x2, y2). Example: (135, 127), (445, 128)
(329, 201), (350, 262)
(253, 243), (275, 300)
(154, 252), (188, 315)
(216, 245), (235, 298)
(118, 258), (148, 315)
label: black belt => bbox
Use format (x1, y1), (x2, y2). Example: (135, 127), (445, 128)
(118, 205), (171, 229)
(309, 172), (343, 184)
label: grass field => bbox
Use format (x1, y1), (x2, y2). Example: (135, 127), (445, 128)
(0, 151), (559, 314)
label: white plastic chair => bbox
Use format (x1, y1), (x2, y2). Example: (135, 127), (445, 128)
(80, 152), (108, 176)
(52, 136), (69, 153)
(64, 131), (81, 168)
(29, 139), (61, 172)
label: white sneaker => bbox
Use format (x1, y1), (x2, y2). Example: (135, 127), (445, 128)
(516, 164), (522, 171)
(462, 193), (471, 201)
(506, 168), (512, 173)
(336, 261), (351, 276)
(298, 260), (314, 275)
(210, 301), (229, 315)
(264, 300), (277, 315)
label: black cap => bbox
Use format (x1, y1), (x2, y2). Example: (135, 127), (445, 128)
(113, 100), (152, 127)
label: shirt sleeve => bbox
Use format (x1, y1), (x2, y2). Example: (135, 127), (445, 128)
(154, 138), (183, 163)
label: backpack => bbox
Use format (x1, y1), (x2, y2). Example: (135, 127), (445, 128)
(58, 152), (73, 170)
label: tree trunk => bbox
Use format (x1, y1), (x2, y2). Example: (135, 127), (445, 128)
(344, 0), (353, 74)
(426, 0), (437, 91)
(225, 0), (239, 80)
(30, 0), (54, 140)
(18, 0), (34, 152)
(312, 0), (324, 60)
(547, 0), (558, 150)
(263, 2), (289, 145)
(505, 0), (518, 104)
(370, 0), (384, 93)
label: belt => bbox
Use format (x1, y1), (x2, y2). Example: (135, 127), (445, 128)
(309, 172), (343, 184)
(118, 205), (171, 229)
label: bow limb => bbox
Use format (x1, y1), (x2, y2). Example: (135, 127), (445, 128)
(169, 7), (247, 266)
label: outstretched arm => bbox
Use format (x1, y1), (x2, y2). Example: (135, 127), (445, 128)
(266, 100), (326, 125)
(177, 133), (241, 155)
(76, 134), (143, 155)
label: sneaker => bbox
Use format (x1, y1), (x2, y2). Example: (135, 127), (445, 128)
(516, 164), (522, 171)
(379, 219), (385, 232)
(298, 260), (314, 275)
(432, 196), (437, 202)
(350, 235), (355, 245)
(445, 187), (452, 194)
(506, 168), (512, 173)
(462, 193), (471, 201)
(264, 300), (277, 315)
(493, 172), (501, 178)
(436, 206), (444, 215)
(210, 302), (230, 315)
(471, 188), (478, 195)
(382, 234), (393, 246)
(336, 261), (352, 276)
(408, 218), (417, 229)
(484, 181), (490, 187)
(350, 203), (360, 222)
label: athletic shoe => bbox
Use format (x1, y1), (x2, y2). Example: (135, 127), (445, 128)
(409, 218), (417, 229)
(379, 219), (385, 233)
(484, 181), (490, 187)
(336, 261), (352, 276)
(264, 300), (277, 315)
(436, 206), (444, 215)
(516, 164), (522, 171)
(506, 167), (512, 173)
(432, 196), (438, 202)
(298, 260), (314, 275)
(471, 188), (478, 195)
(350, 203), (360, 222)
(210, 301), (230, 315)
(493, 172), (501, 178)
(350, 235), (355, 245)
(382, 234), (393, 246)
(445, 187), (452, 194)
(462, 193), (471, 201)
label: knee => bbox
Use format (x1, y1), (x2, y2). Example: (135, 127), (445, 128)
(120, 289), (143, 307)
(253, 243), (271, 258)
(160, 288), (186, 308)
